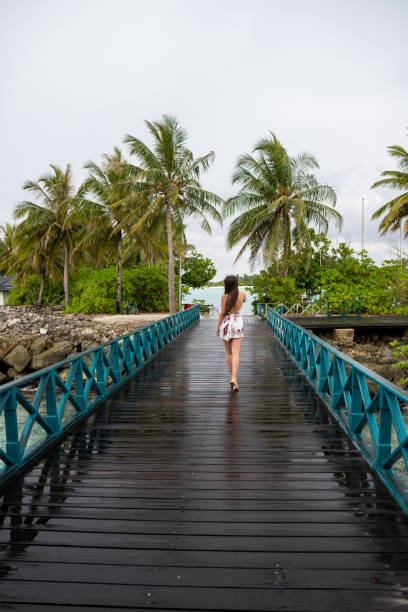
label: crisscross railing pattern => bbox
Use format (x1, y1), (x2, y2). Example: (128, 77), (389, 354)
(256, 302), (327, 317)
(266, 305), (408, 514)
(0, 306), (200, 483)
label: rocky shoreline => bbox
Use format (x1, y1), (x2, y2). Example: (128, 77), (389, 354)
(0, 306), (165, 383)
(314, 328), (408, 387)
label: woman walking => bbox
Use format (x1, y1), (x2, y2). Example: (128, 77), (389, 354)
(216, 275), (246, 391)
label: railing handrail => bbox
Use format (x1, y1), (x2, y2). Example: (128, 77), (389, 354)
(0, 305), (200, 483)
(266, 305), (408, 514)
(258, 301), (362, 318)
(0, 309), (193, 392)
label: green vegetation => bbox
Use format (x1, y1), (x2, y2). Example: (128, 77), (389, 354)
(66, 266), (170, 314)
(124, 115), (222, 313)
(390, 341), (408, 388)
(371, 142), (408, 235)
(224, 133), (342, 275)
(2, 125), (408, 318)
(8, 275), (64, 307)
(181, 251), (216, 288)
(208, 273), (256, 287)
(0, 115), (221, 315)
(249, 236), (408, 315)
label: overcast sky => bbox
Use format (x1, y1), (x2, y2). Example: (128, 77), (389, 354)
(1, 0), (407, 279)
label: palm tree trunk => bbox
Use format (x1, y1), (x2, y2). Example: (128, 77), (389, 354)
(37, 269), (46, 306)
(116, 231), (123, 313)
(165, 200), (177, 314)
(64, 243), (69, 307)
(281, 214), (291, 277)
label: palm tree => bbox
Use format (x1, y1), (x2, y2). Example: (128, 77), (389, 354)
(72, 149), (135, 312)
(0, 222), (60, 306)
(225, 133), (342, 276)
(124, 115), (223, 314)
(371, 144), (408, 235)
(74, 148), (167, 311)
(0, 223), (17, 275)
(14, 165), (80, 307)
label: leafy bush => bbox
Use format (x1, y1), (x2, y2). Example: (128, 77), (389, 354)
(67, 266), (170, 313)
(314, 251), (408, 315)
(192, 298), (211, 313)
(181, 251), (216, 288)
(249, 270), (303, 312)
(249, 244), (408, 316)
(8, 275), (64, 306)
(390, 340), (408, 387)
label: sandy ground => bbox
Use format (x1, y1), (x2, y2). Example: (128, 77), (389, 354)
(92, 313), (170, 325)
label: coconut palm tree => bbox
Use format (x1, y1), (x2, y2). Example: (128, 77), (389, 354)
(73, 149), (135, 312)
(225, 133), (342, 276)
(0, 224), (17, 275)
(124, 115), (223, 314)
(73, 148), (167, 311)
(14, 165), (81, 307)
(371, 144), (408, 235)
(0, 222), (60, 305)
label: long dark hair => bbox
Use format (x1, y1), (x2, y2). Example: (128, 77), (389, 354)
(223, 275), (239, 315)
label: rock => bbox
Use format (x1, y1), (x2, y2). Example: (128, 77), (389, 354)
(0, 335), (16, 359)
(354, 343), (376, 354)
(39, 328), (48, 335)
(7, 367), (26, 380)
(3, 345), (31, 372)
(0, 371), (7, 384)
(29, 335), (48, 356)
(6, 318), (20, 328)
(333, 328), (354, 346)
(377, 356), (398, 365)
(30, 341), (73, 370)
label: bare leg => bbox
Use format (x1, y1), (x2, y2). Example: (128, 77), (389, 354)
(223, 340), (232, 378)
(230, 338), (242, 385)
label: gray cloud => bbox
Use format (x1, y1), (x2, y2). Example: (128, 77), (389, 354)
(1, 0), (407, 279)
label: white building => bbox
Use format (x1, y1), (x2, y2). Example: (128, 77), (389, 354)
(0, 277), (13, 306)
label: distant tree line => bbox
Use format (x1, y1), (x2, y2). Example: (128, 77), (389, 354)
(1, 118), (406, 313)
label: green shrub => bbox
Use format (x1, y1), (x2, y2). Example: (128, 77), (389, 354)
(67, 266), (170, 314)
(8, 275), (64, 306)
(249, 270), (303, 313)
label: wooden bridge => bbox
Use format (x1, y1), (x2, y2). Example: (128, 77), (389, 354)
(0, 314), (408, 610)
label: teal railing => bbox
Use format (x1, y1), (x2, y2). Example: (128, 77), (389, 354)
(256, 303), (266, 317)
(266, 305), (408, 514)
(327, 299), (362, 318)
(0, 305), (200, 484)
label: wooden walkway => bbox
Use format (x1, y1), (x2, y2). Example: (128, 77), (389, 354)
(0, 318), (408, 611)
(287, 314), (408, 332)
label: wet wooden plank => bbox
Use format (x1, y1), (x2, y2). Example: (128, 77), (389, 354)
(0, 580), (406, 611)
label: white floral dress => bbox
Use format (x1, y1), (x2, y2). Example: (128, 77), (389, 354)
(219, 310), (244, 341)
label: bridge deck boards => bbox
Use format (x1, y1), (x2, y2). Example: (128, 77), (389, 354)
(0, 318), (408, 611)
(287, 314), (408, 330)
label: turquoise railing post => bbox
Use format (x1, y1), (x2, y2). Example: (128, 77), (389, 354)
(350, 369), (363, 432)
(123, 337), (132, 373)
(265, 304), (408, 514)
(96, 349), (106, 395)
(111, 342), (121, 381)
(377, 389), (392, 468)
(4, 388), (20, 465)
(256, 303), (266, 317)
(45, 371), (58, 433)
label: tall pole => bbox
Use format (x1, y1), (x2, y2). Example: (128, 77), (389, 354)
(361, 197), (364, 253)
(179, 256), (182, 310)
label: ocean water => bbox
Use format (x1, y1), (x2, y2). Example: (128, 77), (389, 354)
(183, 286), (254, 315)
